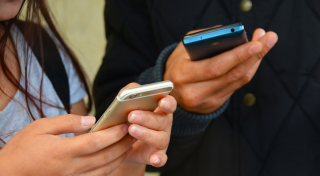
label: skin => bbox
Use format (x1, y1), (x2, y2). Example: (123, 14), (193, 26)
(0, 0), (24, 21)
(0, 0), (177, 175)
(164, 26), (278, 114)
(110, 83), (176, 175)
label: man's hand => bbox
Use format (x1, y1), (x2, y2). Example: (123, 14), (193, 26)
(164, 28), (278, 114)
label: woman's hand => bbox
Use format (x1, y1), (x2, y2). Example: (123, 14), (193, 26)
(110, 83), (177, 175)
(0, 114), (135, 176)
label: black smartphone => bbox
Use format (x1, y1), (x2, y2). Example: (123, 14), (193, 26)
(182, 22), (248, 61)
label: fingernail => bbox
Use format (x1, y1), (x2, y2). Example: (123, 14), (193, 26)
(160, 99), (170, 111)
(258, 29), (266, 38)
(129, 113), (141, 123)
(267, 35), (277, 48)
(248, 44), (262, 55)
(129, 125), (143, 137)
(81, 116), (96, 127)
(153, 158), (160, 165)
(123, 124), (129, 133)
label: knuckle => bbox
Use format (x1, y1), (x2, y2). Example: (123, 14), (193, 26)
(170, 71), (185, 85)
(64, 114), (80, 126)
(209, 95), (220, 108)
(256, 50), (265, 60)
(89, 135), (102, 150)
(180, 90), (202, 109)
(158, 133), (170, 149)
(103, 152), (113, 164)
(103, 166), (111, 176)
(228, 67), (243, 82)
(158, 115), (167, 130)
(143, 114), (151, 126)
(139, 129), (150, 142)
(241, 73), (253, 85)
(233, 51), (244, 63)
(205, 63), (221, 78)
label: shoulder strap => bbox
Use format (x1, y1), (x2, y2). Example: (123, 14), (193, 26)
(16, 22), (70, 113)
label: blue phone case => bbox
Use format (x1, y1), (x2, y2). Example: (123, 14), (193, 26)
(183, 22), (248, 61)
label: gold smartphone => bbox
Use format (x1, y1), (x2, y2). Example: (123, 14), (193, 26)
(89, 81), (174, 133)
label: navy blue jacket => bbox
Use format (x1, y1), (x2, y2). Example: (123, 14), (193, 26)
(94, 0), (320, 175)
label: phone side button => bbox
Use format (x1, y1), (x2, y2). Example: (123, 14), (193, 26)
(210, 41), (221, 46)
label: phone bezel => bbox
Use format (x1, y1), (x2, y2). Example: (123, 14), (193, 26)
(117, 80), (174, 101)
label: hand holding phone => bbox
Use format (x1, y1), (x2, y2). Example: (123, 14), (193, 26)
(164, 27), (278, 114)
(183, 22), (248, 61)
(90, 81), (174, 132)
(99, 82), (177, 172)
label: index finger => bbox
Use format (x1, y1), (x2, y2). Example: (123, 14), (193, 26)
(182, 40), (263, 82)
(67, 124), (129, 156)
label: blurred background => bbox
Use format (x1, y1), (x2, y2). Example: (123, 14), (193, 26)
(47, 0), (105, 83)
(47, 0), (159, 176)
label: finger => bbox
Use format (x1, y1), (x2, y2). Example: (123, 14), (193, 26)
(81, 151), (128, 176)
(182, 40), (263, 83)
(31, 114), (96, 135)
(220, 31), (277, 85)
(176, 31), (277, 101)
(78, 135), (135, 173)
(155, 95), (177, 114)
(201, 92), (233, 114)
(118, 82), (141, 94)
(251, 28), (266, 41)
(128, 110), (172, 131)
(186, 25), (222, 35)
(182, 58), (260, 110)
(68, 124), (129, 156)
(176, 56), (259, 113)
(149, 150), (168, 167)
(213, 59), (261, 99)
(173, 82), (232, 114)
(129, 124), (170, 150)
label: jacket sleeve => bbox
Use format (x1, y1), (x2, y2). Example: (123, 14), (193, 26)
(138, 44), (229, 172)
(94, 0), (229, 172)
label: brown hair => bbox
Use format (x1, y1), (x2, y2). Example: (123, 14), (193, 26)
(0, 0), (92, 143)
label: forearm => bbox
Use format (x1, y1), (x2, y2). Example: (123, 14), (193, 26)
(109, 162), (146, 176)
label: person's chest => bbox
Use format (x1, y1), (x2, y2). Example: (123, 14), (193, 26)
(146, 0), (319, 46)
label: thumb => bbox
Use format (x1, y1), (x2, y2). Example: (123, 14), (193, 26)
(33, 114), (96, 135)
